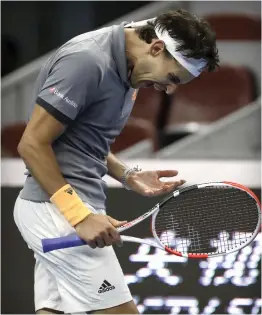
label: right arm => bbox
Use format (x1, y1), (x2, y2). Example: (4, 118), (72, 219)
(18, 104), (124, 248)
(18, 104), (67, 196)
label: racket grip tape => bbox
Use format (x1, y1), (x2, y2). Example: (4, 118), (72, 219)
(42, 233), (85, 253)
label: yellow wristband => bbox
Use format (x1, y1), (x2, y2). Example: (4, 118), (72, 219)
(50, 184), (91, 226)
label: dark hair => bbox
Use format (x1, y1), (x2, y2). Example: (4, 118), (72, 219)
(135, 9), (219, 72)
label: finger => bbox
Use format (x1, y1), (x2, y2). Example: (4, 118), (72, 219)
(109, 227), (121, 243)
(143, 189), (155, 197)
(147, 184), (178, 197)
(143, 187), (166, 197)
(88, 240), (97, 249)
(144, 180), (186, 197)
(108, 226), (123, 247)
(115, 236), (124, 248)
(161, 184), (182, 193)
(95, 237), (106, 248)
(103, 233), (114, 246)
(157, 170), (178, 178)
(145, 187), (169, 196)
(163, 180), (186, 187)
(115, 220), (128, 227)
(107, 216), (127, 227)
(162, 184), (178, 194)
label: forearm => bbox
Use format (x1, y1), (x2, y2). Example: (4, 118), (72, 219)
(18, 141), (67, 196)
(106, 152), (129, 182)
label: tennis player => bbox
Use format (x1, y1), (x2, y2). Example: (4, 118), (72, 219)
(14, 9), (219, 314)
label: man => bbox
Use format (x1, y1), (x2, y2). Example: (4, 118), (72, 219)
(14, 9), (219, 315)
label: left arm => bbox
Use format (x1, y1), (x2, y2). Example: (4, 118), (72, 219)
(106, 152), (186, 197)
(106, 152), (128, 182)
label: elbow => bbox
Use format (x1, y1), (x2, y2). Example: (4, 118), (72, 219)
(17, 139), (29, 158)
(17, 137), (38, 159)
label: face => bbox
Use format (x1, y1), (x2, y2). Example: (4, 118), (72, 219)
(129, 40), (195, 94)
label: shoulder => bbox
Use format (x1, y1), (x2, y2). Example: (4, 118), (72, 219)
(50, 46), (106, 84)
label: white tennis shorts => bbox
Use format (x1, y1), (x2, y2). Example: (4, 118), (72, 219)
(13, 194), (133, 313)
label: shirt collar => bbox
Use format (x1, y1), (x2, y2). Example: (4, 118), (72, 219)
(111, 22), (131, 88)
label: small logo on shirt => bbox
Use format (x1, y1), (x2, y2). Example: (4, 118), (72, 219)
(49, 87), (78, 109)
(98, 280), (115, 293)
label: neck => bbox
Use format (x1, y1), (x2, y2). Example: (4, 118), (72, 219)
(124, 29), (135, 71)
(124, 28), (145, 72)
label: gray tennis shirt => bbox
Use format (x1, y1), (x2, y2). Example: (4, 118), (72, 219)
(20, 22), (137, 210)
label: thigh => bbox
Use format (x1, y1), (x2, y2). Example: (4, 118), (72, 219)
(14, 196), (133, 314)
(38, 243), (133, 313)
(91, 300), (139, 314)
(34, 257), (62, 312)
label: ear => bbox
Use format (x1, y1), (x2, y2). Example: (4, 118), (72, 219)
(150, 40), (165, 57)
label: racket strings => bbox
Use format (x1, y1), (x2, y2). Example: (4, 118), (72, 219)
(154, 187), (259, 255)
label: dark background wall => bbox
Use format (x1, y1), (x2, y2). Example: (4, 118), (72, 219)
(1, 1), (151, 76)
(2, 187), (261, 314)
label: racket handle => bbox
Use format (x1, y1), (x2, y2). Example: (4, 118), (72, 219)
(42, 233), (86, 253)
(42, 233), (163, 253)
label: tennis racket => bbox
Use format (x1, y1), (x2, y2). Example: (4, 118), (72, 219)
(42, 181), (261, 259)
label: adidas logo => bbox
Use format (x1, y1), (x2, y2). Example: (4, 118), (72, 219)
(64, 188), (73, 195)
(98, 280), (115, 294)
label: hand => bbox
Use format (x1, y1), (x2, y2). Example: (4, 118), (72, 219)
(126, 169), (186, 197)
(75, 214), (127, 249)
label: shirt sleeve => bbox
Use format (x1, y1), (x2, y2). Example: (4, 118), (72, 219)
(36, 51), (102, 125)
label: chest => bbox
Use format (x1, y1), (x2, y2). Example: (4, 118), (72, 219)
(80, 77), (137, 131)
